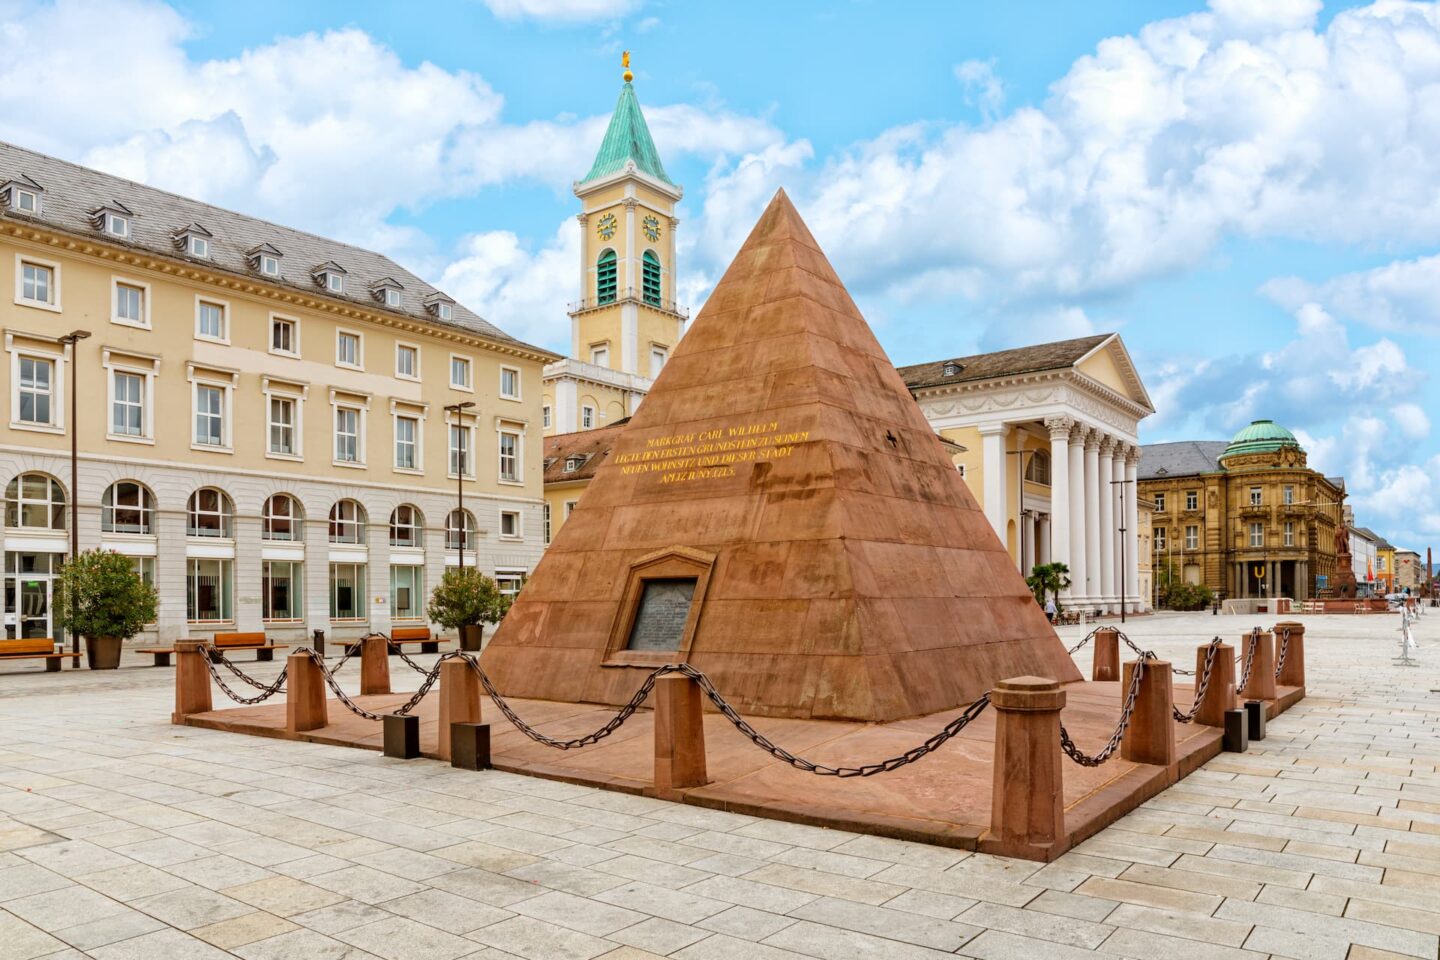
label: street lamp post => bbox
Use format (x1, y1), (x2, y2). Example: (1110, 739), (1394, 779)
(444, 402), (476, 569)
(57, 330), (91, 666)
(1110, 477), (1133, 624)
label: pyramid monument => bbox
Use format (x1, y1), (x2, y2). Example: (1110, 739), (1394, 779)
(483, 191), (1081, 721)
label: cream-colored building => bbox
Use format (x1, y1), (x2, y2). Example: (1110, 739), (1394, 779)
(900, 334), (1156, 613)
(542, 62), (687, 438)
(0, 141), (556, 645)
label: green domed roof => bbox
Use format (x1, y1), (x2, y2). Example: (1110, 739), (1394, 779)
(1222, 419), (1300, 458)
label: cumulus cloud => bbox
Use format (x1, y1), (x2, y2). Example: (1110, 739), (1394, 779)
(440, 221), (580, 348)
(481, 0), (642, 22)
(954, 59), (1005, 122)
(1267, 253), (1440, 334)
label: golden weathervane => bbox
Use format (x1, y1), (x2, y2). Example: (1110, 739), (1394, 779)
(623, 50), (633, 82)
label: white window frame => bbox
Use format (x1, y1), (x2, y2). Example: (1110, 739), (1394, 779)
(104, 212), (130, 238)
(187, 364), (236, 453)
(650, 345), (668, 376)
(262, 377), (307, 461)
(1249, 523), (1264, 548)
(543, 502), (551, 544)
(328, 562), (368, 622)
(262, 559), (304, 623)
(329, 390), (369, 468)
(542, 405), (552, 429)
(589, 343), (609, 366)
(324, 272), (343, 293)
(581, 404), (595, 429)
(260, 254), (281, 278)
(261, 494), (303, 542)
(1184, 524), (1198, 551)
(1283, 521), (1295, 547)
(384, 288), (402, 308)
(15, 189), (38, 214)
(187, 557), (235, 624)
(497, 420), (525, 485)
(110, 276), (151, 329)
(389, 564), (423, 622)
(1249, 486), (1263, 507)
(269, 313), (300, 359)
(436, 301), (453, 321)
(335, 328), (364, 371)
(395, 342), (421, 381)
(498, 509), (522, 541)
(495, 567), (527, 600)
(195, 296), (229, 344)
(7, 336), (65, 434)
(499, 365), (522, 401)
(447, 417), (476, 480)
(1155, 527), (1167, 551)
(102, 349), (158, 445)
(449, 353), (473, 392)
(390, 400), (426, 475)
(14, 255), (61, 312)
(187, 235), (209, 259)
(1185, 490), (1198, 511)
(1154, 493), (1165, 512)
(1283, 485), (1295, 505)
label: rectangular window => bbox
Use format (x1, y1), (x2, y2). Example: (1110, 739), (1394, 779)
(337, 331), (361, 368)
(1185, 490), (1198, 511)
(18, 357), (53, 425)
(450, 356), (472, 389)
(499, 510), (520, 539)
(106, 213), (129, 237)
(1249, 523), (1264, 547)
(260, 254), (280, 277)
(651, 346), (667, 375)
(329, 563), (367, 621)
(1185, 525), (1198, 550)
(1249, 486), (1263, 507)
(188, 235), (208, 258)
(115, 283), (145, 326)
(1284, 521), (1295, 546)
(16, 190), (37, 213)
(498, 430), (519, 482)
(1154, 493), (1165, 512)
(20, 261), (52, 305)
(112, 371), (143, 436)
(449, 424), (471, 477)
(195, 385), (224, 446)
(335, 407), (360, 463)
(500, 367), (520, 399)
(542, 405), (552, 429)
(581, 405), (595, 429)
(565, 500), (577, 519)
(390, 565), (422, 620)
(396, 344), (418, 379)
(262, 561), (302, 621)
(271, 317), (297, 355)
(590, 345), (609, 366)
(1283, 485), (1295, 505)
(269, 397), (296, 455)
(187, 558), (233, 623)
(395, 416), (418, 470)
(495, 569), (526, 600)
(1155, 527), (1167, 550)
(197, 300), (226, 340)
(543, 503), (551, 544)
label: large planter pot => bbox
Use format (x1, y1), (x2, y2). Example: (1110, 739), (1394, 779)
(459, 624), (485, 652)
(85, 635), (123, 670)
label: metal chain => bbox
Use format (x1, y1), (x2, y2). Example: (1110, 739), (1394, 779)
(203, 651), (288, 705)
(1058, 654), (1147, 766)
(298, 648), (450, 721)
(389, 640), (433, 676)
(1068, 628), (1098, 655)
(1273, 626), (1290, 679)
(214, 650), (284, 692)
(1172, 638), (1222, 723)
(1235, 627), (1261, 693)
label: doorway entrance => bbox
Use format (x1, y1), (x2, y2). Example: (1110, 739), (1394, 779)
(4, 551), (64, 643)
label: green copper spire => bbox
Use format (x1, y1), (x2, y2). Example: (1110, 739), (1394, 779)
(582, 80), (674, 187)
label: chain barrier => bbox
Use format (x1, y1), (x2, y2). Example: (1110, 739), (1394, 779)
(1172, 638), (1222, 723)
(1235, 626), (1261, 693)
(1273, 626), (1290, 680)
(1068, 628), (1098, 655)
(204, 649), (288, 705)
(1058, 653), (1147, 766)
(293, 648), (452, 721)
(1068, 625), (1195, 676)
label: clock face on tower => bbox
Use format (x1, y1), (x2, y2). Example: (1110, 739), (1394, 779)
(642, 215), (662, 242)
(597, 213), (617, 241)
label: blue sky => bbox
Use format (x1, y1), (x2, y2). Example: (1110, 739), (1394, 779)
(1, 0), (1436, 548)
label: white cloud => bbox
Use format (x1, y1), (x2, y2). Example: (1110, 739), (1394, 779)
(439, 220), (579, 349)
(481, 0), (642, 22)
(1269, 253), (1440, 334)
(954, 59), (1005, 122)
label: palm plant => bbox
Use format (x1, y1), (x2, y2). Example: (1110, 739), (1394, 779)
(1026, 562), (1071, 611)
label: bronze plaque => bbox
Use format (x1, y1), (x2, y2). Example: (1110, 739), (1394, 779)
(626, 578), (696, 651)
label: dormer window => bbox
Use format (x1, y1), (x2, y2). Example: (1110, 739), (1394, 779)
(2, 176), (44, 215)
(89, 202), (134, 239)
(246, 244), (283, 278)
(564, 456), (585, 473)
(424, 292), (456, 322)
(371, 277), (405, 308)
(189, 236), (208, 258)
(172, 224), (212, 260)
(106, 213), (129, 237)
(313, 261), (347, 294)
(15, 189), (38, 213)
(942, 361), (963, 377)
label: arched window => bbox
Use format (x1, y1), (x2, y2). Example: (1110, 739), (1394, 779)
(445, 509), (476, 550)
(390, 505), (423, 547)
(642, 250), (661, 306)
(5, 473), (65, 530)
(596, 249), (617, 305)
(329, 500), (367, 544)
(187, 488), (234, 538)
(262, 495), (303, 541)
(1025, 450), (1051, 486)
(102, 481), (154, 535)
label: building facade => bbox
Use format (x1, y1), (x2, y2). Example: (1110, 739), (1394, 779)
(1395, 549), (1423, 592)
(1139, 421), (1345, 601)
(0, 141), (556, 645)
(1349, 524), (1381, 595)
(542, 62), (687, 438)
(901, 334), (1156, 613)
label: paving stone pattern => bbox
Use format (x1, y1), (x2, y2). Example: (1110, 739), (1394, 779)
(0, 611), (1436, 959)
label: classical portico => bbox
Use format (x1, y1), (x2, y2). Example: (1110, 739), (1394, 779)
(901, 334), (1155, 613)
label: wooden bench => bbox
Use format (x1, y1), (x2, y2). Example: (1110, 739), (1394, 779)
(137, 631), (289, 667)
(342, 627), (441, 657)
(0, 638), (83, 672)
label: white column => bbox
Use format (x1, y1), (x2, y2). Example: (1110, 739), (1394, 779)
(979, 423), (1009, 547)
(1084, 430), (1102, 608)
(1098, 437), (1116, 612)
(1045, 417), (1072, 597)
(1125, 450), (1140, 611)
(1021, 511), (1036, 575)
(1068, 424), (1088, 604)
(1037, 514), (1052, 566)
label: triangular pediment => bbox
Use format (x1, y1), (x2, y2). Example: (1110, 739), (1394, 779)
(1076, 334), (1154, 413)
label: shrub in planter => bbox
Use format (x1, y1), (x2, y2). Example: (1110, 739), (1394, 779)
(427, 568), (511, 651)
(56, 549), (158, 669)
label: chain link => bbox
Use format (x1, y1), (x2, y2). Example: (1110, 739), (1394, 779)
(1273, 626), (1290, 679)
(293, 648), (451, 721)
(1059, 653), (1147, 766)
(204, 650), (288, 705)
(1068, 628), (1098, 655)
(1172, 638), (1222, 723)
(1235, 626), (1261, 693)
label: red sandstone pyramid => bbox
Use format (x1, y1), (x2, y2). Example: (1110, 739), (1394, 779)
(483, 190), (1081, 721)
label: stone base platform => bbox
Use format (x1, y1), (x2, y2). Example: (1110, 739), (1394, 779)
(181, 680), (1302, 862)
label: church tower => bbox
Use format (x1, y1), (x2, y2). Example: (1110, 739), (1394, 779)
(542, 53), (685, 436)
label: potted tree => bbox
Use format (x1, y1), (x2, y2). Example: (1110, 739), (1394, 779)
(55, 549), (158, 670)
(427, 567), (511, 652)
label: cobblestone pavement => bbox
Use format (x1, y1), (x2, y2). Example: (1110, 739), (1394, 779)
(1, 612), (1437, 960)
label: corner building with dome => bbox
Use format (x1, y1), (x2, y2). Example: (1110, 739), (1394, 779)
(1137, 419), (1346, 602)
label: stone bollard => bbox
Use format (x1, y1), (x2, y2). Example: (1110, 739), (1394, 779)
(359, 635), (391, 696)
(1194, 642), (1236, 728)
(1239, 631), (1276, 703)
(1273, 621), (1306, 690)
(172, 641), (213, 724)
(989, 676), (1065, 853)
(1120, 659), (1174, 767)
(1092, 627), (1120, 682)
(286, 652), (327, 734)
(654, 674), (707, 798)
(437, 659), (482, 762)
